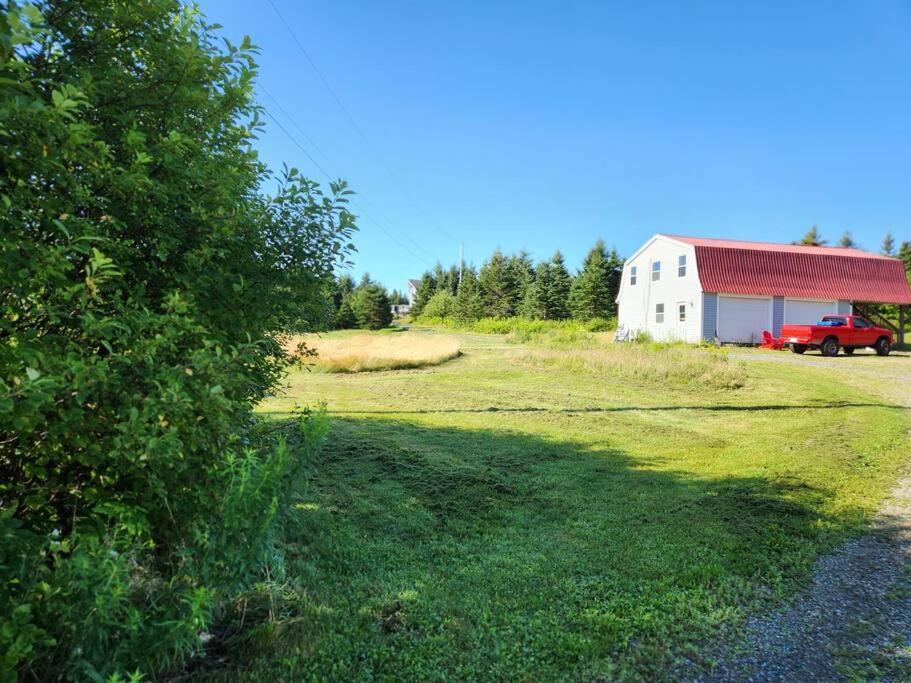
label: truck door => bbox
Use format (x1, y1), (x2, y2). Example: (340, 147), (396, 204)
(851, 317), (874, 346)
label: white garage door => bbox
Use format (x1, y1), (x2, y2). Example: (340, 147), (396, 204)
(784, 299), (836, 325)
(718, 296), (771, 343)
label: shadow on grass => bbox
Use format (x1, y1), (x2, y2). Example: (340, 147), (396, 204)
(197, 416), (882, 682)
(261, 400), (904, 417)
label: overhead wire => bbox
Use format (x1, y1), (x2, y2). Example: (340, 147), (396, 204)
(264, 0), (462, 245)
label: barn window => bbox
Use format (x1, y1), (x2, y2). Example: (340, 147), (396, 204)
(630, 265), (637, 286)
(678, 254), (687, 277)
(652, 261), (661, 281)
(655, 303), (665, 323)
(678, 303), (686, 322)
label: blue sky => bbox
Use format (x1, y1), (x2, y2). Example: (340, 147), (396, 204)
(198, 0), (911, 292)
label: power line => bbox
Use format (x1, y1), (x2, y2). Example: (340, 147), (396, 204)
(259, 85), (437, 262)
(261, 107), (432, 268)
(265, 0), (461, 244)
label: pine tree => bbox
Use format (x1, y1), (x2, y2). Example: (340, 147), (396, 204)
(523, 261), (552, 319)
(569, 240), (615, 320)
(478, 249), (520, 317)
(794, 225), (827, 246)
(604, 247), (625, 315)
(838, 231), (857, 248)
(882, 232), (896, 256)
(351, 282), (393, 329)
(899, 241), (911, 277)
(547, 251), (572, 320)
(454, 267), (484, 323)
(509, 250), (536, 309)
(409, 271), (436, 317)
(334, 296), (357, 329)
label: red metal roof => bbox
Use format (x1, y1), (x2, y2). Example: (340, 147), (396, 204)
(664, 235), (911, 304)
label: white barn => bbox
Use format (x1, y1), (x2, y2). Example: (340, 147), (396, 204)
(616, 234), (911, 344)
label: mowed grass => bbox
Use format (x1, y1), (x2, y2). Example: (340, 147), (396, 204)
(207, 330), (909, 681)
(288, 330), (461, 372)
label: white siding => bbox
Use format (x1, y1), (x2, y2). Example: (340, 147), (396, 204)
(617, 236), (703, 342)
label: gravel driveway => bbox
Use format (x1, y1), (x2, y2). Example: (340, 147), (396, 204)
(686, 349), (911, 682)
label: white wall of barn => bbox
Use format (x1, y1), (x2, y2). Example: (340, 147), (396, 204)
(616, 236), (703, 342)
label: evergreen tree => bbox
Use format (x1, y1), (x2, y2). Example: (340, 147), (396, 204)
(409, 271), (436, 317)
(523, 261), (552, 319)
(899, 241), (911, 277)
(605, 247), (625, 313)
(334, 296), (357, 329)
(446, 265), (461, 295)
(478, 249), (520, 317)
(334, 274), (356, 307)
(838, 231), (857, 248)
(794, 225), (827, 246)
(351, 283), (393, 329)
(388, 289), (408, 305)
(509, 250), (536, 308)
(454, 267), (484, 324)
(569, 240), (617, 320)
(547, 251), (572, 320)
(882, 232), (896, 256)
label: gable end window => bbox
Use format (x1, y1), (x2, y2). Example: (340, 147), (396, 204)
(655, 303), (665, 324)
(652, 261), (661, 281)
(630, 265), (637, 286)
(678, 254), (687, 277)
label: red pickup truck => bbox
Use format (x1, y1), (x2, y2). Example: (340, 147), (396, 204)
(781, 315), (893, 357)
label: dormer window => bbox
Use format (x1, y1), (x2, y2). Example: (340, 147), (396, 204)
(678, 254), (687, 277)
(652, 261), (661, 281)
(630, 265), (637, 286)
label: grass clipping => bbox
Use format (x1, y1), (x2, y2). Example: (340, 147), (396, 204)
(298, 333), (461, 373)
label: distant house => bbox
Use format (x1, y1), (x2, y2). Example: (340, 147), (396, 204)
(616, 234), (911, 344)
(390, 303), (410, 317)
(407, 278), (420, 306)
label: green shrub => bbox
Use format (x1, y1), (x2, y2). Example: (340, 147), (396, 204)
(422, 290), (456, 319)
(0, 2), (348, 678)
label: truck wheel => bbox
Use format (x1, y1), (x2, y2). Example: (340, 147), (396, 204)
(875, 337), (891, 356)
(820, 337), (839, 357)
(842, 347), (855, 355)
(790, 344), (807, 354)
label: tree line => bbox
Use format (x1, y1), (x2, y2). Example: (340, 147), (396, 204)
(795, 225), (911, 274)
(405, 240), (625, 325)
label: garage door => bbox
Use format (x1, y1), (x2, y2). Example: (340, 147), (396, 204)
(717, 296), (770, 343)
(784, 299), (836, 325)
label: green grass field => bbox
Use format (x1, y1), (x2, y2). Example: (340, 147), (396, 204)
(205, 328), (910, 681)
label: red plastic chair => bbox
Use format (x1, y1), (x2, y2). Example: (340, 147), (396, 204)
(760, 330), (784, 349)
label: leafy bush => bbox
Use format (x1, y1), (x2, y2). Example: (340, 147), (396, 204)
(0, 2), (350, 679)
(421, 290), (456, 319)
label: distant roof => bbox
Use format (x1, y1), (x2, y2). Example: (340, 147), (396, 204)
(408, 279), (420, 287)
(662, 234), (911, 304)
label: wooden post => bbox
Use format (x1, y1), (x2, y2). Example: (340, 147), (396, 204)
(900, 305), (906, 347)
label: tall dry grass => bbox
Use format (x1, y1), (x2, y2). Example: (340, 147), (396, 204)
(519, 343), (746, 389)
(292, 333), (461, 373)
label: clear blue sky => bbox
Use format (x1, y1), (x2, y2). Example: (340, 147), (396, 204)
(198, 0), (911, 293)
